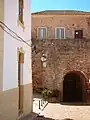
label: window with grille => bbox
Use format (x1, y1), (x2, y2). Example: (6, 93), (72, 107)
(55, 27), (65, 39)
(37, 27), (47, 39)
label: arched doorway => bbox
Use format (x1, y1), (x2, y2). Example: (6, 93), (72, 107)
(63, 71), (86, 102)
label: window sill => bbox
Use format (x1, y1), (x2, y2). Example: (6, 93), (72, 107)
(17, 20), (25, 31)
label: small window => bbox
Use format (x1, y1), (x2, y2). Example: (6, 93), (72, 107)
(37, 27), (47, 39)
(19, 0), (24, 24)
(55, 27), (65, 39)
(75, 30), (83, 39)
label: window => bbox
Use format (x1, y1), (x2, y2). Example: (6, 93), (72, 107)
(19, 0), (24, 24)
(37, 27), (47, 39)
(74, 30), (83, 39)
(55, 27), (65, 39)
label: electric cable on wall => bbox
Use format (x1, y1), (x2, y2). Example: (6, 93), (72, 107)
(0, 21), (31, 47)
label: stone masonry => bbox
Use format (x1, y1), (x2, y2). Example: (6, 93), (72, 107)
(32, 10), (90, 102)
(32, 11), (90, 39)
(32, 39), (90, 102)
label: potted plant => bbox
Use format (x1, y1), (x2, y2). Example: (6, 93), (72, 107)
(42, 88), (52, 101)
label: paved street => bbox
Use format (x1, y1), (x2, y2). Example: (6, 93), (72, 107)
(33, 93), (90, 120)
(21, 101), (90, 120)
(39, 103), (90, 120)
(20, 93), (90, 120)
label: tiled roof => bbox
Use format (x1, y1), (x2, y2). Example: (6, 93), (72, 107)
(32, 10), (90, 15)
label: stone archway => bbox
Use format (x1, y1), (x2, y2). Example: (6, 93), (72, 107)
(63, 71), (86, 102)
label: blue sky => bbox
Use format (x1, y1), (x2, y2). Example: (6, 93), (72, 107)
(32, 0), (90, 13)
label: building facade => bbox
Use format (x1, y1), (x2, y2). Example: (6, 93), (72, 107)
(32, 10), (90, 103)
(0, 0), (32, 120)
(32, 10), (90, 40)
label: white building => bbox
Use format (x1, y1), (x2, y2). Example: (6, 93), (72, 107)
(0, 0), (32, 120)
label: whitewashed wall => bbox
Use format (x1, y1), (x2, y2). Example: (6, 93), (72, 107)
(3, 0), (32, 90)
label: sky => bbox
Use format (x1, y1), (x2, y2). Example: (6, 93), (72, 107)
(31, 0), (90, 13)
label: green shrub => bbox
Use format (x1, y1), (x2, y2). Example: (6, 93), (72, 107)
(42, 89), (59, 99)
(42, 89), (52, 99)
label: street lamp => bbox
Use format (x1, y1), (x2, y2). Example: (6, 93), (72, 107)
(41, 54), (47, 68)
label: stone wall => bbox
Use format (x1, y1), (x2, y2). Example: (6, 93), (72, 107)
(32, 39), (90, 101)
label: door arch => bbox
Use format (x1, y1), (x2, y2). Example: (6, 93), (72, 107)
(63, 71), (86, 102)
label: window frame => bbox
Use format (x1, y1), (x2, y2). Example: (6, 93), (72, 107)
(18, 0), (25, 30)
(55, 27), (65, 39)
(37, 27), (47, 40)
(74, 30), (83, 39)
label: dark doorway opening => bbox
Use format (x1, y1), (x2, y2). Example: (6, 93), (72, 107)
(75, 30), (83, 39)
(63, 72), (83, 102)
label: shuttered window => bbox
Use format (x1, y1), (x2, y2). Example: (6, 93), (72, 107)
(38, 27), (47, 39)
(55, 28), (65, 39)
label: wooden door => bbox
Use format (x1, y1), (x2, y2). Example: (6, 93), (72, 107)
(63, 79), (74, 102)
(18, 52), (24, 114)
